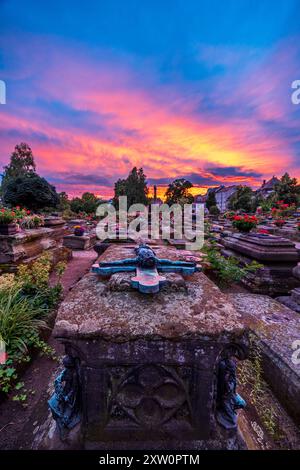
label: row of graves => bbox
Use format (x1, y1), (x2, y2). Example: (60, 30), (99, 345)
(1, 205), (299, 449)
(30, 208), (300, 450)
(0, 211), (99, 274)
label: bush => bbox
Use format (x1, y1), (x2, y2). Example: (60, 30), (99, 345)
(209, 205), (220, 216)
(202, 243), (262, 286)
(3, 174), (59, 211)
(0, 255), (66, 397)
(0, 287), (46, 354)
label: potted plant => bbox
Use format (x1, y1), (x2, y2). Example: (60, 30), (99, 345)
(232, 214), (258, 233)
(274, 219), (286, 228)
(74, 225), (85, 236)
(0, 208), (18, 235)
(20, 215), (44, 229)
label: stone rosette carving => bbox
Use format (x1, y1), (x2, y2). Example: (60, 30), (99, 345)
(108, 364), (191, 428)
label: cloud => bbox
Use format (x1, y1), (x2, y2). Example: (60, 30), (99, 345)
(0, 31), (299, 197)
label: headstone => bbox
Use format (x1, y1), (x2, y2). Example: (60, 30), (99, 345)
(49, 244), (248, 449)
(221, 233), (300, 295)
(63, 233), (97, 250)
(276, 287), (300, 313)
(0, 227), (71, 273)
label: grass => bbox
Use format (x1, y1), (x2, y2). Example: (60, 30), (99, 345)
(0, 287), (47, 355)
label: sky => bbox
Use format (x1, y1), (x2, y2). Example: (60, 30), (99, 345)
(0, 0), (300, 199)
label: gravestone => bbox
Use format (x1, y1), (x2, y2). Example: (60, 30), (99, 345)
(63, 233), (97, 250)
(49, 244), (247, 449)
(221, 233), (300, 295)
(276, 287), (300, 313)
(0, 227), (71, 273)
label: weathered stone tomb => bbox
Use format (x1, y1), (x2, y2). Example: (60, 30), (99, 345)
(51, 244), (247, 449)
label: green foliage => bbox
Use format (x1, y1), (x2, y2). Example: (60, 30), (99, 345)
(274, 172), (300, 205)
(0, 288), (47, 355)
(0, 253), (64, 396)
(209, 205), (220, 216)
(164, 178), (193, 206)
(255, 195), (274, 213)
(70, 192), (101, 214)
(3, 173), (59, 211)
(206, 190), (217, 211)
(228, 185), (254, 212)
(58, 191), (70, 211)
(239, 333), (284, 440)
(113, 167), (149, 208)
(2, 143), (36, 192)
(0, 207), (16, 224)
(20, 215), (44, 229)
(202, 243), (262, 286)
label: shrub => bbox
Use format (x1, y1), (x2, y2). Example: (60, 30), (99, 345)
(0, 287), (46, 355)
(202, 243), (262, 286)
(0, 254), (66, 397)
(3, 174), (59, 211)
(209, 205), (220, 216)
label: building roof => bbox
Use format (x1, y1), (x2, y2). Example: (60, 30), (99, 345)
(261, 176), (280, 190)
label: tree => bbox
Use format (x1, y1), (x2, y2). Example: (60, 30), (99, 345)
(2, 143), (36, 192)
(70, 192), (100, 214)
(164, 179), (193, 206)
(274, 173), (300, 205)
(113, 167), (149, 208)
(228, 186), (254, 212)
(209, 205), (220, 216)
(58, 192), (70, 211)
(206, 190), (217, 211)
(3, 174), (59, 211)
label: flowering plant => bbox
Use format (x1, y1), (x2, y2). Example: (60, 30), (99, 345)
(232, 214), (258, 233)
(20, 215), (44, 229)
(0, 208), (17, 225)
(223, 211), (235, 220)
(13, 206), (30, 220)
(274, 219), (286, 227)
(74, 225), (85, 236)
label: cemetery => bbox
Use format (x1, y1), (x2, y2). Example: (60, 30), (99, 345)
(0, 156), (299, 453)
(1, 2), (300, 465)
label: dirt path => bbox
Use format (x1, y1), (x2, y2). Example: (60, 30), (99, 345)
(0, 249), (97, 450)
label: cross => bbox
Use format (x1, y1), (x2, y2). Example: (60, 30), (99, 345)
(92, 243), (200, 294)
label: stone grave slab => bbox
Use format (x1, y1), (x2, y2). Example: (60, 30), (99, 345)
(63, 233), (97, 250)
(221, 233), (300, 295)
(51, 244), (248, 449)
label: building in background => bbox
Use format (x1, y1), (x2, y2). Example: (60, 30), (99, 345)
(256, 176), (280, 199)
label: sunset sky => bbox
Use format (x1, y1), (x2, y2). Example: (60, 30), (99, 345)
(0, 0), (300, 199)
